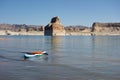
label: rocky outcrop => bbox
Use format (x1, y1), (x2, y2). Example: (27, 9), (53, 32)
(0, 24), (44, 32)
(92, 22), (120, 35)
(1, 22), (120, 36)
(44, 16), (66, 36)
(0, 24), (44, 35)
(65, 25), (91, 32)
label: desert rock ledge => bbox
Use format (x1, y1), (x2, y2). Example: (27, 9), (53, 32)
(92, 22), (120, 35)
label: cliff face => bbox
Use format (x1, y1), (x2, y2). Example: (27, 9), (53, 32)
(92, 22), (120, 35)
(1, 22), (120, 36)
(44, 16), (66, 36)
(0, 24), (44, 32)
(65, 25), (91, 32)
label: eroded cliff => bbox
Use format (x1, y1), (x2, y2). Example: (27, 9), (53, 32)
(92, 22), (120, 35)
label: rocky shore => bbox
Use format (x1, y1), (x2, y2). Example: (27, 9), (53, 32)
(0, 30), (44, 35)
(0, 30), (91, 36)
(0, 24), (44, 35)
(0, 21), (120, 36)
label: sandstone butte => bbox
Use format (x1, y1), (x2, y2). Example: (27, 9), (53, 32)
(44, 16), (66, 36)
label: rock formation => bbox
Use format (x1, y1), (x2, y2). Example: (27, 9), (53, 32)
(44, 16), (66, 36)
(92, 22), (120, 35)
(65, 25), (91, 32)
(0, 24), (44, 32)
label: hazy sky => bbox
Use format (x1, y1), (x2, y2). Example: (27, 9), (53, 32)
(0, 0), (120, 27)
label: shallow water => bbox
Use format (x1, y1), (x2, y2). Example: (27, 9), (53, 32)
(0, 35), (120, 80)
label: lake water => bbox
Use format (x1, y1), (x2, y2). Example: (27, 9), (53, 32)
(0, 35), (120, 80)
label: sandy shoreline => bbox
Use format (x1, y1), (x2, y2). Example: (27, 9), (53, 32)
(0, 30), (120, 36)
(0, 30), (44, 35)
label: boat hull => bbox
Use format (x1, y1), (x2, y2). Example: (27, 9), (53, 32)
(23, 51), (48, 59)
(24, 53), (43, 58)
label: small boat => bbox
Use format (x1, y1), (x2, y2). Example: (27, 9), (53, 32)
(32, 51), (47, 54)
(24, 51), (48, 58)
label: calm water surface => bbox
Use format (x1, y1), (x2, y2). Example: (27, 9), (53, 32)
(0, 35), (120, 79)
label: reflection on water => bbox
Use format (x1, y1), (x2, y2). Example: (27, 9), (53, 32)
(43, 36), (65, 63)
(0, 36), (120, 79)
(24, 55), (48, 63)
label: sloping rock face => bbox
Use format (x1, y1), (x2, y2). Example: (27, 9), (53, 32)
(44, 16), (66, 36)
(0, 24), (44, 32)
(92, 22), (120, 35)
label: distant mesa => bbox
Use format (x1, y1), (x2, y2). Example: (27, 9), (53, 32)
(44, 16), (66, 36)
(92, 22), (120, 35)
(0, 17), (120, 36)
